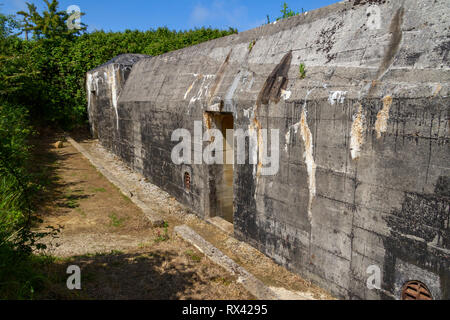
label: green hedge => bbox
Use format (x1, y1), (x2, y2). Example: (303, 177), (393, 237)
(3, 27), (237, 128)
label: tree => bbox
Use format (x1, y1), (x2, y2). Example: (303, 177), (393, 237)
(17, 0), (85, 40)
(0, 9), (20, 38)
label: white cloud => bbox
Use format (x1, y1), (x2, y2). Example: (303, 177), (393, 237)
(191, 5), (210, 24)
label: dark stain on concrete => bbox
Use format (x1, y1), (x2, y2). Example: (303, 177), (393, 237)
(433, 40), (450, 63)
(382, 175), (450, 299)
(377, 7), (404, 78)
(256, 51), (292, 108)
(315, 20), (344, 63)
(368, 7), (404, 95)
(405, 52), (422, 66)
(352, 0), (387, 7)
(208, 50), (233, 105)
(435, 176), (450, 198)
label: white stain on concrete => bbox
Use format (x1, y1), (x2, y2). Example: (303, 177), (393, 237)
(246, 73), (255, 91)
(299, 105), (316, 221)
(350, 104), (366, 160)
(239, 70), (255, 93)
(301, 90), (316, 220)
(186, 74), (216, 112)
(106, 65), (120, 131)
(285, 89), (313, 153)
(86, 72), (100, 110)
(87, 72), (102, 135)
(286, 89), (316, 220)
(243, 107), (253, 119)
(284, 130), (290, 152)
(248, 120), (259, 178)
(431, 83), (442, 97)
(281, 89), (292, 101)
(184, 75), (201, 100)
(328, 91), (347, 105)
(284, 122), (300, 153)
(87, 73), (93, 111)
(86, 73), (95, 134)
(374, 95), (392, 139)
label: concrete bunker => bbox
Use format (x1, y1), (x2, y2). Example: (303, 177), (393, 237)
(87, 0), (449, 300)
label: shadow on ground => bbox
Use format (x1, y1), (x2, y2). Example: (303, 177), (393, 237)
(41, 249), (215, 300)
(30, 128), (93, 218)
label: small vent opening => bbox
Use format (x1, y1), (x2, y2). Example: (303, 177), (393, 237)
(184, 172), (191, 191)
(401, 281), (433, 300)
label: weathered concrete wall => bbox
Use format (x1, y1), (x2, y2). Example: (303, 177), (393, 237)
(87, 54), (150, 156)
(87, 0), (449, 299)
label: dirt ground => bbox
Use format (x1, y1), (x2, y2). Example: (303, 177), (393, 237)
(30, 128), (334, 300)
(32, 130), (254, 300)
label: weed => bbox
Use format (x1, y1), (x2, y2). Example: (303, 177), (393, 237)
(213, 276), (232, 286)
(138, 242), (152, 248)
(248, 40), (256, 52)
(109, 212), (125, 228)
(185, 249), (202, 262)
(299, 63), (306, 79)
(65, 199), (78, 209)
(154, 221), (170, 243)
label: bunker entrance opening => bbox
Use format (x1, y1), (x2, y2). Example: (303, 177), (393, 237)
(207, 112), (234, 224)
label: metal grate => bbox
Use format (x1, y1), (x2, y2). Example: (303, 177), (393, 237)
(401, 281), (433, 300)
(184, 172), (191, 191)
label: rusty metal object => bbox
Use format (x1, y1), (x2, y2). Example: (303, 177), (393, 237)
(401, 281), (433, 300)
(184, 172), (191, 191)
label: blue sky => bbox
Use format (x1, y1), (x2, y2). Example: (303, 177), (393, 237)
(2, 0), (340, 33)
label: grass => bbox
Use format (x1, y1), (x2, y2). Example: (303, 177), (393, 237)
(121, 194), (132, 203)
(0, 245), (54, 300)
(91, 187), (106, 193)
(65, 198), (79, 209)
(185, 249), (202, 263)
(79, 250), (124, 259)
(138, 242), (153, 248)
(61, 189), (86, 209)
(75, 207), (86, 217)
(109, 212), (126, 228)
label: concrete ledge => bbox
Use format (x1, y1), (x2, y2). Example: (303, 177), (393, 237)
(206, 217), (234, 236)
(174, 225), (291, 300)
(66, 136), (165, 227)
